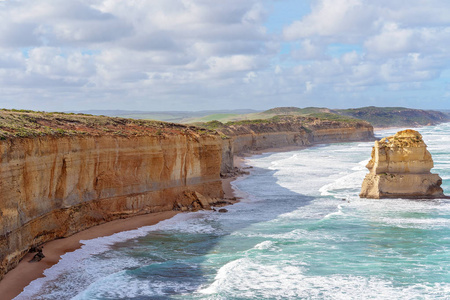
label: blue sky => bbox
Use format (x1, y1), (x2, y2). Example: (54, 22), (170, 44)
(0, 0), (450, 112)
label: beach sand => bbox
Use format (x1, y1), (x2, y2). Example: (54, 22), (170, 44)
(0, 211), (179, 300)
(0, 169), (242, 300)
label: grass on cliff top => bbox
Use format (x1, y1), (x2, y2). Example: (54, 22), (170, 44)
(186, 105), (450, 128)
(195, 114), (366, 131)
(0, 109), (216, 140)
(306, 113), (362, 123)
(336, 106), (450, 127)
(194, 117), (281, 130)
(187, 107), (357, 124)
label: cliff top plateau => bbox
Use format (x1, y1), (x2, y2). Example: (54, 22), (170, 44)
(196, 114), (371, 135)
(0, 109), (373, 141)
(66, 106), (450, 127)
(0, 109), (218, 140)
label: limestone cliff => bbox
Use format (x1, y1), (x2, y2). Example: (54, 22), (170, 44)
(0, 111), (225, 280)
(217, 116), (374, 173)
(0, 111), (374, 281)
(360, 129), (445, 199)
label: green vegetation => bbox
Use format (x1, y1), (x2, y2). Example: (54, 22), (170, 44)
(187, 106), (450, 128)
(194, 114), (368, 135)
(336, 106), (450, 127)
(0, 109), (216, 140)
(261, 107), (331, 115)
(226, 118), (276, 126)
(188, 113), (241, 123)
(307, 113), (360, 123)
(194, 120), (224, 130)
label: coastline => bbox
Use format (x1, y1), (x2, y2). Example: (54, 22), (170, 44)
(0, 143), (361, 299)
(0, 211), (179, 300)
(1, 166), (245, 300)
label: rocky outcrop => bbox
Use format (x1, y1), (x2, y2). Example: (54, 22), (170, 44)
(360, 129), (445, 199)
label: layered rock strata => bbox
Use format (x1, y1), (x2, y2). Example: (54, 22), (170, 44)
(0, 112), (374, 280)
(360, 129), (445, 199)
(218, 117), (374, 173)
(0, 134), (224, 280)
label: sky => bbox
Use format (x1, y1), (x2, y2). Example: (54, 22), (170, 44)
(1, 0), (450, 112)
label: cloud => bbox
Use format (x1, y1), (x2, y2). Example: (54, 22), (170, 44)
(0, 0), (450, 111)
(283, 0), (377, 42)
(0, 0), (272, 107)
(277, 0), (450, 108)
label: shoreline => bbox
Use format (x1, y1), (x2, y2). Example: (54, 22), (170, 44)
(0, 143), (363, 299)
(0, 211), (179, 300)
(1, 165), (245, 300)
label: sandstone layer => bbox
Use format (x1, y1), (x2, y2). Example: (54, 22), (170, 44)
(0, 133), (224, 280)
(360, 129), (445, 199)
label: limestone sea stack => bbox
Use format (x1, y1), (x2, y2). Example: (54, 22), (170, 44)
(360, 129), (445, 199)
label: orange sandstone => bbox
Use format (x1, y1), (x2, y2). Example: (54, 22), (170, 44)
(360, 129), (445, 199)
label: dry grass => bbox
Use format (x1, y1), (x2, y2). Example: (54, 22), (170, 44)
(0, 109), (217, 140)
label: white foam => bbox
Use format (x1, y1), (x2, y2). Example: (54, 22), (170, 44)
(16, 210), (222, 299)
(252, 240), (274, 250)
(197, 257), (450, 299)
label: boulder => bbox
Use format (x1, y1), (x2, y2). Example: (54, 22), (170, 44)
(360, 129), (445, 199)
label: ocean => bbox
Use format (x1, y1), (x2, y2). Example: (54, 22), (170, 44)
(16, 124), (450, 299)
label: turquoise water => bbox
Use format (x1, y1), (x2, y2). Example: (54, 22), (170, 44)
(17, 125), (450, 299)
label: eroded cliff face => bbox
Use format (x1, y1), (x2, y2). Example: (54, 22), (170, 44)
(0, 112), (375, 281)
(218, 118), (374, 173)
(0, 134), (224, 279)
(360, 129), (444, 199)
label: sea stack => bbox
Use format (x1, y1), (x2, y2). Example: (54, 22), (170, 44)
(360, 129), (445, 199)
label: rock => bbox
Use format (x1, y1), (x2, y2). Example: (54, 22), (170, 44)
(29, 246), (43, 253)
(360, 129), (445, 199)
(29, 248), (45, 263)
(218, 208), (228, 213)
(194, 192), (212, 209)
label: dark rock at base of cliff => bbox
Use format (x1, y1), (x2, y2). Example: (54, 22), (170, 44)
(29, 248), (45, 263)
(173, 191), (228, 212)
(220, 167), (250, 179)
(29, 246), (43, 253)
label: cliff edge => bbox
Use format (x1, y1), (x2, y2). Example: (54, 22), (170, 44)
(360, 129), (445, 199)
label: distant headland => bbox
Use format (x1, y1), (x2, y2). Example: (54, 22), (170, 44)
(68, 106), (450, 128)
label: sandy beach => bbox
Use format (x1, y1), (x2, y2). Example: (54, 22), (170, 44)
(0, 211), (179, 300)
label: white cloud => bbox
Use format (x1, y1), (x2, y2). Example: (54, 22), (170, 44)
(277, 0), (450, 108)
(291, 39), (327, 60)
(0, 0), (450, 111)
(283, 0), (377, 42)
